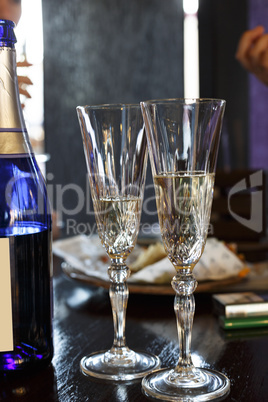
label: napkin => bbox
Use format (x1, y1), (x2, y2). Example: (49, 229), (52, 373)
(129, 238), (245, 284)
(53, 235), (109, 281)
(53, 235), (247, 284)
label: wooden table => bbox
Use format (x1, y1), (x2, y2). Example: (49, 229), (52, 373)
(1, 256), (268, 402)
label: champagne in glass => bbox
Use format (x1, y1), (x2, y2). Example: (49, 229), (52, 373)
(154, 172), (215, 269)
(95, 195), (142, 258)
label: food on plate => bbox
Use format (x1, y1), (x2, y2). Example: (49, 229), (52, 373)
(130, 242), (166, 272)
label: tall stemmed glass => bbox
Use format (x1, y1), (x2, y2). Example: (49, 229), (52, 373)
(76, 104), (160, 381)
(141, 99), (230, 400)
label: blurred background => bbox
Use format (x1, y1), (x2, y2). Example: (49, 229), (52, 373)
(15, 0), (268, 242)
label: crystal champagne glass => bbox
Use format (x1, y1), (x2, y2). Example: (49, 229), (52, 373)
(76, 103), (160, 381)
(141, 99), (230, 400)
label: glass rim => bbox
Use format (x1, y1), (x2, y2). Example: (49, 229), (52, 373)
(140, 97), (226, 106)
(76, 103), (141, 111)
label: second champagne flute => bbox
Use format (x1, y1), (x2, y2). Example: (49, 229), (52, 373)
(76, 103), (160, 381)
(141, 98), (230, 401)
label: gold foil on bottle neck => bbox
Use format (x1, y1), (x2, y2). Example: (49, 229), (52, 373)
(0, 131), (31, 154)
(0, 47), (28, 155)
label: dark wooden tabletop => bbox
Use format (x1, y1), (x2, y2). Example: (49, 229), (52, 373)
(1, 255), (268, 402)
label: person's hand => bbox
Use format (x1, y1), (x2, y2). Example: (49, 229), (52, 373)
(17, 75), (32, 99)
(17, 59), (33, 108)
(236, 25), (268, 85)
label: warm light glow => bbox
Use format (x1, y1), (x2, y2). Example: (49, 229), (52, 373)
(183, 0), (199, 15)
(15, 0), (44, 151)
(183, 13), (199, 98)
(15, 0), (44, 64)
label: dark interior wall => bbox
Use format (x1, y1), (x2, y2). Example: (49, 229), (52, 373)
(42, 0), (184, 236)
(199, 0), (249, 170)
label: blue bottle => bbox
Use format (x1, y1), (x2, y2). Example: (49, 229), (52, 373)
(0, 20), (53, 371)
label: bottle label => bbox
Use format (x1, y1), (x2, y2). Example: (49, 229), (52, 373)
(0, 238), (13, 352)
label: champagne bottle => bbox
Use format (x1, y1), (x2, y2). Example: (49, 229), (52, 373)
(0, 20), (53, 372)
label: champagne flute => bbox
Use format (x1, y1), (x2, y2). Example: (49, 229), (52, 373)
(141, 99), (230, 400)
(76, 103), (160, 381)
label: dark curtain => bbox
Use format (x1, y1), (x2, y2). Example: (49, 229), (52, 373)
(199, 0), (249, 170)
(42, 0), (184, 236)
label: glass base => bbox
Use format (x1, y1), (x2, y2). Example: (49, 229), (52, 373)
(142, 367), (230, 401)
(80, 347), (161, 381)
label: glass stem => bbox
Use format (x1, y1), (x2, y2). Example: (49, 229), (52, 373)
(108, 262), (130, 350)
(171, 268), (197, 376)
